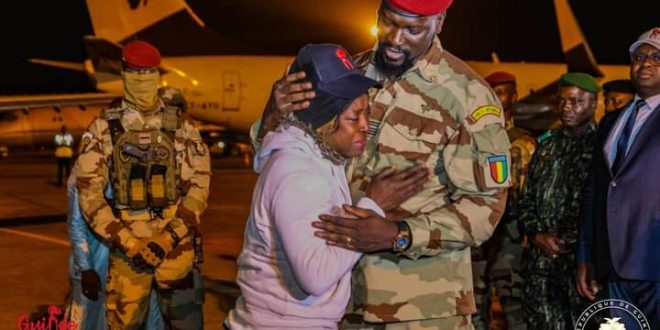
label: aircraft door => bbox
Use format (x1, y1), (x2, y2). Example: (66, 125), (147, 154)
(222, 71), (240, 111)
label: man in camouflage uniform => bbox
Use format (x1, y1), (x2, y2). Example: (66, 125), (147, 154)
(258, 1), (511, 328)
(471, 72), (535, 330)
(518, 73), (598, 330)
(75, 40), (209, 330)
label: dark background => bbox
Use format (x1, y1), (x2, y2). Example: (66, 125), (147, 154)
(0, 0), (657, 95)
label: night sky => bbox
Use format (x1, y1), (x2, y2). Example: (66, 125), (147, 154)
(0, 0), (657, 95)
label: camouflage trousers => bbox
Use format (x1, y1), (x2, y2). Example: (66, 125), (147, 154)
(522, 244), (590, 330)
(471, 219), (526, 330)
(341, 315), (473, 330)
(106, 237), (204, 330)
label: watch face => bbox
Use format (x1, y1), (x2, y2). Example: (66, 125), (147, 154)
(396, 237), (410, 249)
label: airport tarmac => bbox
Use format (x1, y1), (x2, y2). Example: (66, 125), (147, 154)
(0, 152), (254, 328)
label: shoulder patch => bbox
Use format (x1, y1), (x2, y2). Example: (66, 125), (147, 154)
(471, 106), (502, 122)
(487, 155), (509, 184)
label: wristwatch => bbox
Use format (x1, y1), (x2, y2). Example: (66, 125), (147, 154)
(392, 221), (412, 252)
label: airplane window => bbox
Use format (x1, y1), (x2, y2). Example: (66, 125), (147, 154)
(0, 111), (18, 122)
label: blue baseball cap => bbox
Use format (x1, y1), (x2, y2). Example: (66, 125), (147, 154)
(291, 44), (381, 129)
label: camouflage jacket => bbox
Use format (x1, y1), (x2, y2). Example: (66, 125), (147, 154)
(506, 124), (536, 217)
(518, 124), (596, 239)
(75, 101), (211, 253)
(347, 37), (511, 322)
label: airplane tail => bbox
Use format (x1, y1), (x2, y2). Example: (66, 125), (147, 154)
(553, 0), (602, 77)
(85, 0), (205, 44)
(83, 37), (123, 84)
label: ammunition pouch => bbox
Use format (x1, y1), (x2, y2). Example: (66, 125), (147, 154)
(112, 127), (179, 213)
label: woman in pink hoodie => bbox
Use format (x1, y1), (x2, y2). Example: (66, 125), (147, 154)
(225, 44), (384, 329)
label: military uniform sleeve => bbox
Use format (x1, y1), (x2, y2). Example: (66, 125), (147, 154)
(76, 118), (140, 252)
(401, 97), (511, 259)
(249, 118), (263, 155)
(171, 119), (211, 239)
(517, 142), (544, 235)
(576, 169), (595, 264)
(513, 135), (536, 191)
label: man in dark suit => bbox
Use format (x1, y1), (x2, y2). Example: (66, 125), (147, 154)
(577, 27), (660, 329)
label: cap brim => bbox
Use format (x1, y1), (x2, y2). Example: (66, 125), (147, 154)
(629, 40), (660, 52)
(320, 73), (382, 100)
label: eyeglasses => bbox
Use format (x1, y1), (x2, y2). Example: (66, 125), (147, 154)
(630, 52), (660, 66)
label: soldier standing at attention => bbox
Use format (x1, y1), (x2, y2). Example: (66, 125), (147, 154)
(471, 72), (535, 330)
(257, 0), (512, 328)
(518, 73), (598, 330)
(75, 40), (209, 329)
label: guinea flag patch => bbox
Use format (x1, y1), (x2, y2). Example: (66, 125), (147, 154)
(487, 155), (508, 184)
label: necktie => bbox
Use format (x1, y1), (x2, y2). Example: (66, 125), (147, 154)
(612, 100), (645, 173)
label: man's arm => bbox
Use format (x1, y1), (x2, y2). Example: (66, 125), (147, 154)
(250, 69), (315, 155)
(399, 122), (510, 259)
(576, 161), (597, 301)
(518, 143), (564, 258)
(577, 170), (595, 264)
(314, 124), (510, 257)
(76, 118), (141, 253)
(517, 147), (542, 235)
(171, 120), (211, 239)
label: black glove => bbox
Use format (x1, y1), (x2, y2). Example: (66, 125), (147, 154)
(81, 269), (101, 301)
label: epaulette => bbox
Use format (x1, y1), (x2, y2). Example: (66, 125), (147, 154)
(537, 130), (554, 143)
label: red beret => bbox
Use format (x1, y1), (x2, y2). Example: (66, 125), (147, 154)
(485, 71), (516, 87)
(122, 40), (161, 69)
(384, 0), (453, 16)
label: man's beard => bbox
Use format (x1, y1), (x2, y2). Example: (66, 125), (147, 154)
(373, 42), (415, 80)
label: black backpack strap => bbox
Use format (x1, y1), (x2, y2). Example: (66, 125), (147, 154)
(101, 107), (125, 146)
(107, 119), (124, 146)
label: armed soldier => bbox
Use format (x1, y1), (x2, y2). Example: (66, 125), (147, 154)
(75, 40), (209, 330)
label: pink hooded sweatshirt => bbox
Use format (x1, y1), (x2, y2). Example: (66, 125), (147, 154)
(225, 125), (383, 329)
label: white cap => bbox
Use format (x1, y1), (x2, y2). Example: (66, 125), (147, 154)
(629, 27), (660, 52)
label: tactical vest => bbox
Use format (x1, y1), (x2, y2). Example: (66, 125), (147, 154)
(103, 106), (181, 213)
